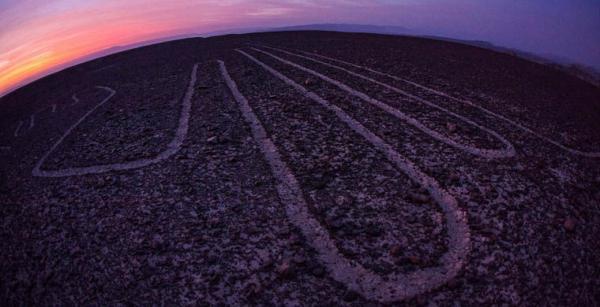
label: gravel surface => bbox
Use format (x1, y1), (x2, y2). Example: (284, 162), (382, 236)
(1, 32), (599, 305)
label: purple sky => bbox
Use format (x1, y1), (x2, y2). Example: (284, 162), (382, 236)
(1, 0), (599, 96)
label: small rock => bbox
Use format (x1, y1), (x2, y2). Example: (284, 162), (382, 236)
(209, 271), (221, 284)
(335, 195), (348, 206)
(242, 281), (262, 299)
(152, 234), (164, 246)
(277, 260), (293, 278)
(328, 218), (344, 231)
(309, 173), (330, 190)
(446, 122), (457, 133)
(366, 224), (383, 237)
(449, 172), (460, 182)
(481, 255), (495, 265)
(563, 217), (576, 231)
(293, 254), (306, 265)
(343, 290), (359, 301)
(398, 255), (421, 265)
(97, 178), (106, 187)
(148, 256), (160, 268)
(408, 192), (430, 204)
(312, 266), (326, 277)
(248, 226), (260, 235)
(390, 245), (402, 257)
(208, 217), (220, 227)
(289, 233), (302, 245)
(16, 270), (29, 283)
(408, 255), (421, 265)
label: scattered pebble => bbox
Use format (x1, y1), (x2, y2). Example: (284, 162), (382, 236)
(446, 122), (457, 133)
(408, 192), (430, 204)
(563, 217), (576, 232)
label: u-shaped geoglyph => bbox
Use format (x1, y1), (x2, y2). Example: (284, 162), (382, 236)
(259, 46), (517, 157)
(278, 46), (600, 158)
(251, 47), (515, 159)
(32, 63), (199, 177)
(224, 54), (471, 303)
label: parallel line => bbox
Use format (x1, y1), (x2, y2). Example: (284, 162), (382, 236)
(230, 52), (470, 303)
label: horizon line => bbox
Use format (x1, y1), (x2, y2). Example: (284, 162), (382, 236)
(2, 24), (598, 99)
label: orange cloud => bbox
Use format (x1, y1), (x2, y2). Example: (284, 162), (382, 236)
(0, 0), (243, 95)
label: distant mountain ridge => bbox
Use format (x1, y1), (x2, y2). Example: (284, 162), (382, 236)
(270, 24), (415, 35)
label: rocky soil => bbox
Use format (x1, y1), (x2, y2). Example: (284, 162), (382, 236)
(1, 31), (599, 305)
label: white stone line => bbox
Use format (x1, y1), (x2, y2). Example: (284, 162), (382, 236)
(13, 121), (23, 137)
(71, 94), (79, 105)
(261, 46), (516, 158)
(29, 114), (35, 130)
(231, 52), (470, 303)
(51, 104), (57, 113)
(251, 47), (513, 159)
(32, 63), (199, 177)
(285, 47), (600, 158)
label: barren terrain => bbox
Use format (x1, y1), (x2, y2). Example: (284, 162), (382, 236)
(1, 31), (599, 305)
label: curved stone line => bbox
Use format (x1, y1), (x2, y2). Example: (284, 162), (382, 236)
(226, 54), (470, 303)
(260, 46), (516, 159)
(286, 47), (600, 158)
(32, 63), (199, 177)
(251, 47), (514, 159)
(13, 121), (23, 137)
(29, 114), (35, 130)
(33, 102), (56, 115)
(71, 94), (80, 105)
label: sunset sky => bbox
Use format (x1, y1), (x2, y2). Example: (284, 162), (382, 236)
(1, 0), (599, 97)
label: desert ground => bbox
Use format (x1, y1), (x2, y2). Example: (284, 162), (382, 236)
(1, 31), (599, 305)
